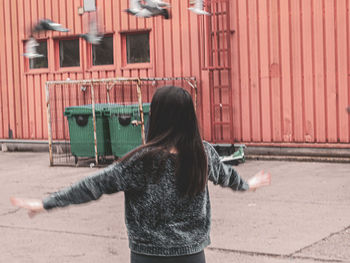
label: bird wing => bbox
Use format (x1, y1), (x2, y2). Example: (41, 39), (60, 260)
(89, 17), (98, 36)
(46, 19), (69, 32)
(152, 0), (171, 8)
(144, 0), (170, 9)
(25, 38), (39, 54)
(88, 15), (103, 44)
(130, 0), (142, 11)
(23, 37), (44, 58)
(144, 0), (158, 8)
(194, 0), (204, 10)
(33, 20), (44, 33)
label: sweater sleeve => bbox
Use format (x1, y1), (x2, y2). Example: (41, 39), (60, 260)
(204, 141), (249, 191)
(43, 151), (146, 210)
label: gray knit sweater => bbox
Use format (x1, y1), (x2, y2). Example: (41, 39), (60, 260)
(43, 142), (249, 256)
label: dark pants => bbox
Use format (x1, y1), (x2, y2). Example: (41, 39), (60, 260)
(130, 250), (206, 263)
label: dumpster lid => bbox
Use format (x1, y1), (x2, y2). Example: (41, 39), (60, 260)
(103, 103), (150, 115)
(64, 104), (110, 116)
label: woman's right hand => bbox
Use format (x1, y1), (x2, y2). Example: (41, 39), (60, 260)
(247, 171), (271, 191)
(10, 197), (45, 218)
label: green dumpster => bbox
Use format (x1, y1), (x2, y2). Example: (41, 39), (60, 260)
(104, 103), (150, 158)
(64, 104), (112, 162)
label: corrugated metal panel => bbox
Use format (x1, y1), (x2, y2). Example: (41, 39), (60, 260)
(0, 0), (349, 146)
(230, 0), (350, 144)
(0, 0), (205, 140)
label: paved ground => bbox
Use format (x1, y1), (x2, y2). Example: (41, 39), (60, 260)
(0, 151), (349, 263)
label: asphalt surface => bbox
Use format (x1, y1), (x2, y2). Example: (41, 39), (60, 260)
(0, 151), (349, 263)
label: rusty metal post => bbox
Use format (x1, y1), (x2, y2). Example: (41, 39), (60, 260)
(45, 83), (53, 166)
(90, 83), (99, 165)
(136, 79), (146, 144)
(106, 84), (110, 104)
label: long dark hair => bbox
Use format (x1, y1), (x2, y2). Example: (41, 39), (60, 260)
(122, 86), (207, 197)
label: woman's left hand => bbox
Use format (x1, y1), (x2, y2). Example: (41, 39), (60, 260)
(247, 170), (271, 191)
(10, 197), (45, 218)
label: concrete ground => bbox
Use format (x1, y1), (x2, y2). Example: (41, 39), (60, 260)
(0, 151), (349, 263)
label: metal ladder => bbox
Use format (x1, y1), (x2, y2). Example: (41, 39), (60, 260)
(202, 0), (233, 143)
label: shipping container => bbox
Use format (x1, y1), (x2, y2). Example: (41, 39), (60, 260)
(0, 0), (349, 148)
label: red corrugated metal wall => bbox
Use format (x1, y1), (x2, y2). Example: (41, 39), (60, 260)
(230, 0), (350, 145)
(0, 0), (205, 140)
(0, 0), (350, 146)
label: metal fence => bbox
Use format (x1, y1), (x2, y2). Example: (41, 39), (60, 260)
(45, 77), (197, 166)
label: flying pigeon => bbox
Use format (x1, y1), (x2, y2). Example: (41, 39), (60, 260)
(78, 16), (103, 45)
(125, 0), (170, 19)
(144, 0), (170, 8)
(23, 37), (44, 59)
(33, 19), (69, 33)
(188, 0), (210, 15)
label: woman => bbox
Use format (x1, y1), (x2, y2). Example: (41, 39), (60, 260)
(11, 86), (271, 263)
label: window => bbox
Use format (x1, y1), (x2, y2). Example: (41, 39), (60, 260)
(125, 33), (150, 64)
(59, 39), (80, 67)
(92, 36), (114, 66)
(29, 40), (48, 69)
(84, 0), (96, 12)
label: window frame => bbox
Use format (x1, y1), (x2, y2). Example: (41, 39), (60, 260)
(24, 37), (50, 74)
(54, 36), (83, 72)
(120, 29), (153, 69)
(87, 33), (116, 71)
(84, 0), (96, 12)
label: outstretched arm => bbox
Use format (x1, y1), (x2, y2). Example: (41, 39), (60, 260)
(204, 142), (271, 191)
(10, 152), (146, 217)
(42, 163), (126, 210)
(10, 163), (124, 217)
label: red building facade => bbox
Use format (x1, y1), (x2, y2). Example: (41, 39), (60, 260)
(0, 0), (349, 148)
